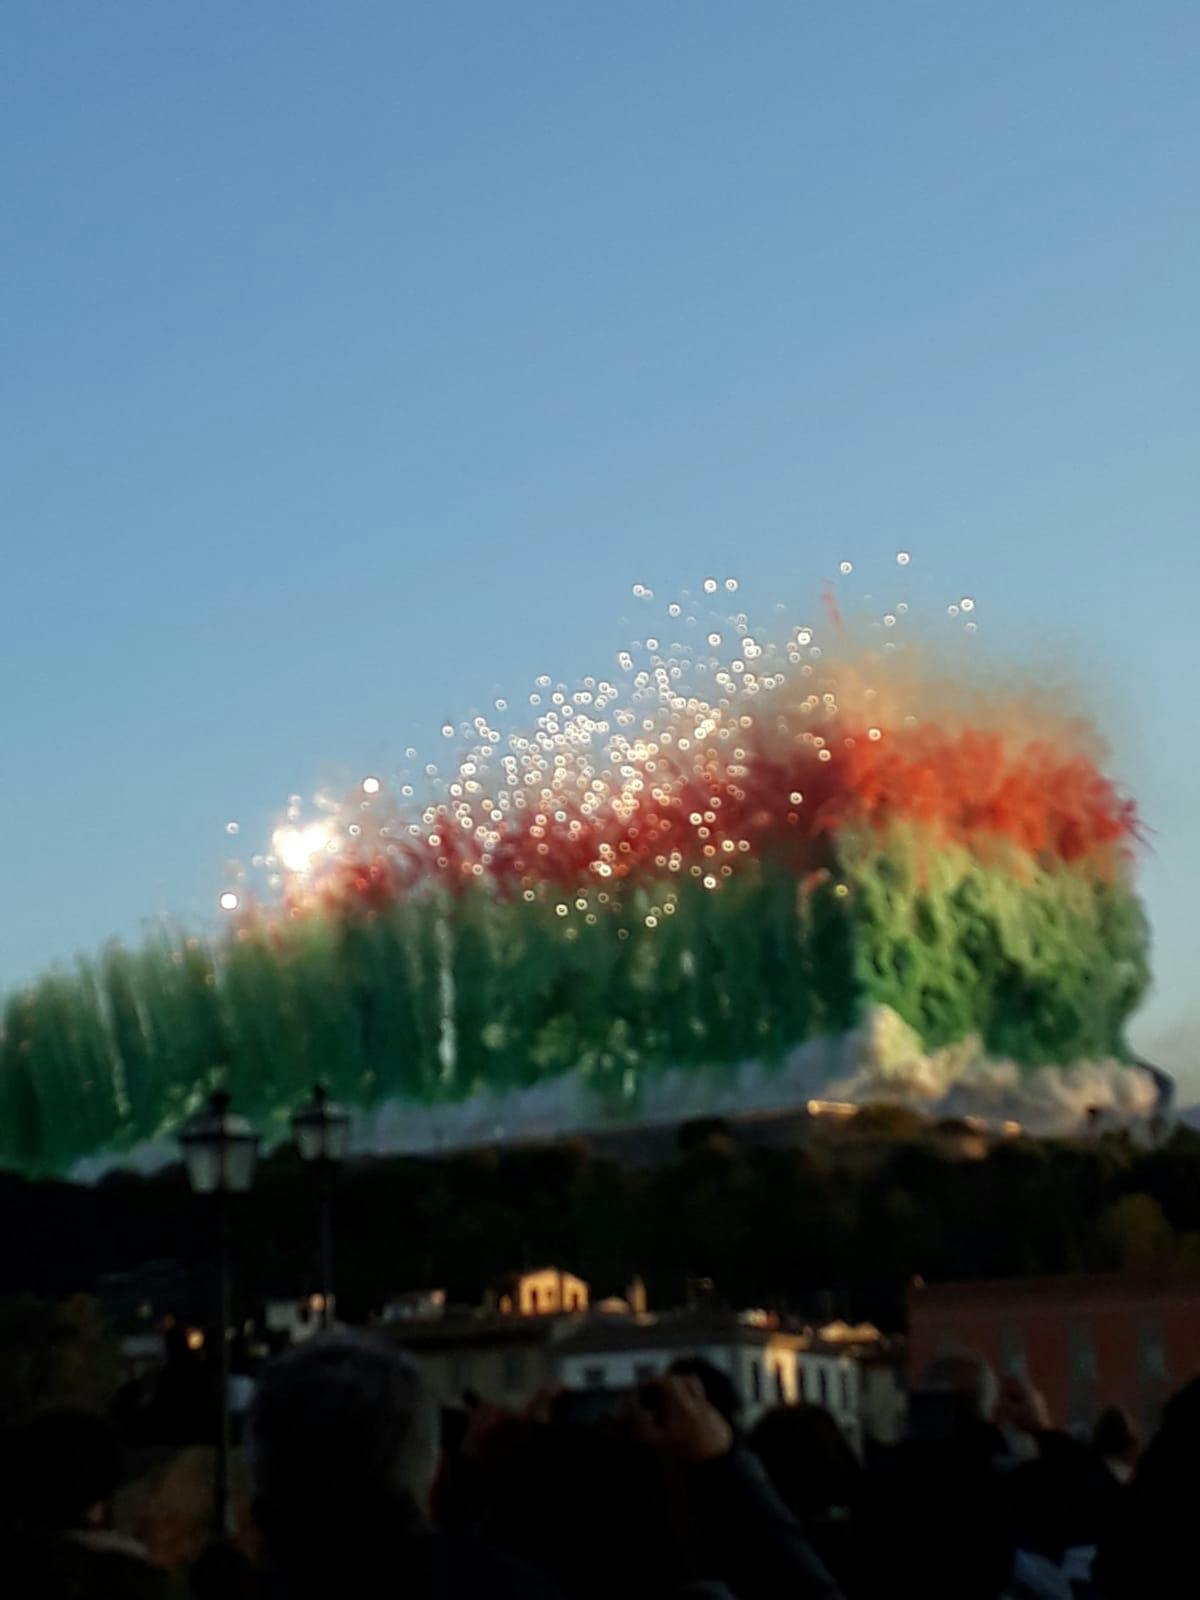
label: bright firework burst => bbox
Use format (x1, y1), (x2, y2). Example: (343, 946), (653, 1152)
(0, 563), (1152, 1177)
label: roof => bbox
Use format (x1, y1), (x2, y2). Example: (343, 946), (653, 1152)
(910, 1271), (1200, 1310)
(553, 1313), (808, 1358)
(384, 1313), (572, 1353)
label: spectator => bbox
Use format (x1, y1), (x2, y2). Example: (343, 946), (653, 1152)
(249, 1332), (562, 1598)
(440, 1372), (842, 1598)
(639, 1376), (844, 1600)
(1091, 1406), (1139, 1486)
(748, 1404), (863, 1591)
(856, 1349), (1016, 1600)
(1093, 1377), (1200, 1599)
(4, 1410), (180, 1598)
(668, 1357), (743, 1433)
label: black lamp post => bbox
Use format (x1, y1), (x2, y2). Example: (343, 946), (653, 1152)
(291, 1084), (351, 1330)
(179, 1090), (260, 1537)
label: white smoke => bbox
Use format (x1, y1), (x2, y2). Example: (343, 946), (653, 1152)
(824, 1005), (1160, 1134)
(70, 1005), (1163, 1180)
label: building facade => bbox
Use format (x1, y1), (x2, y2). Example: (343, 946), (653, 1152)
(908, 1274), (1200, 1436)
(385, 1269), (896, 1450)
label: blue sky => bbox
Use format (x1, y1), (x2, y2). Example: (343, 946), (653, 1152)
(3, 3), (1198, 1087)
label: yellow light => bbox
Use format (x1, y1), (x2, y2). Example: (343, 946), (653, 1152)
(186, 1329), (205, 1352)
(807, 1099), (858, 1118)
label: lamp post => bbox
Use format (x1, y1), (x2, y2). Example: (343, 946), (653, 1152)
(179, 1090), (260, 1538)
(291, 1084), (351, 1330)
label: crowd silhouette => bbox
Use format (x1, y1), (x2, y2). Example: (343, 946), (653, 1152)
(4, 1326), (1200, 1598)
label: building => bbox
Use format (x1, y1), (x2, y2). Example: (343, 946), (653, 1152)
(382, 1288), (447, 1324)
(553, 1311), (874, 1441)
(489, 1267), (589, 1317)
(386, 1268), (897, 1450)
(908, 1274), (1200, 1436)
(265, 1293), (334, 1344)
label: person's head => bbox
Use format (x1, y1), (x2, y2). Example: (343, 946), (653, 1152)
(924, 1349), (999, 1426)
(1129, 1374), (1200, 1487)
(749, 1403), (863, 1520)
(11, 1411), (123, 1533)
(668, 1355), (741, 1429)
(1092, 1405), (1139, 1466)
(249, 1333), (439, 1563)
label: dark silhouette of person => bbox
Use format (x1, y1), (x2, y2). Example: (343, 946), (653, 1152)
(249, 1332), (563, 1598)
(4, 1410), (179, 1598)
(856, 1351), (1016, 1600)
(1094, 1377), (1200, 1598)
(1091, 1404), (1139, 1485)
(749, 1403), (864, 1592)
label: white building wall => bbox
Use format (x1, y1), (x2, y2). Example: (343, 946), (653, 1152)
(553, 1335), (866, 1444)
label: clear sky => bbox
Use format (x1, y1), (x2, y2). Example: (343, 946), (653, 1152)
(3, 4), (1197, 1088)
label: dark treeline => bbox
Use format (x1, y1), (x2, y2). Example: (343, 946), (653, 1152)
(5, 1111), (1200, 1331)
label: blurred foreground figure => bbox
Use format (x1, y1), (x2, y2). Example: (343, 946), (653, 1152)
(1094, 1377), (1200, 1599)
(249, 1332), (561, 1598)
(748, 1403), (863, 1593)
(5, 1410), (178, 1599)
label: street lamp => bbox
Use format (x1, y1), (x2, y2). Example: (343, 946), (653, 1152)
(291, 1084), (351, 1330)
(179, 1090), (260, 1538)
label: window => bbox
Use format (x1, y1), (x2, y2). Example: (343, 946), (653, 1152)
(749, 1359), (762, 1403)
(584, 1365), (607, 1388)
(1000, 1324), (1027, 1379)
(819, 1366), (830, 1408)
(774, 1365), (786, 1403)
(1070, 1323), (1098, 1382)
(634, 1363), (657, 1386)
(1139, 1323), (1167, 1380)
(503, 1349), (527, 1391)
(1068, 1322), (1098, 1433)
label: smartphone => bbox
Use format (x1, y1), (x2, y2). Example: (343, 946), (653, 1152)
(551, 1386), (635, 1428)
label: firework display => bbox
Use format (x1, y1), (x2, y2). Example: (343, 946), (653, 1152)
(0, 567), (1154, 1177)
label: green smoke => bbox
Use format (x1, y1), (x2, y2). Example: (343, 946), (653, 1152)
(0, 829), (1150, 1176)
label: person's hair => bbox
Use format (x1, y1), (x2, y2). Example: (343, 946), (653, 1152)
(10, 1411), (123, 1532)
(924, 1349), (999, 1424)
(1092, 1405), (1138, 1461)
(749, 1403), (863, 1519)
(249, 1333), (439, 1560)
(669, 1355), (742, 1427)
